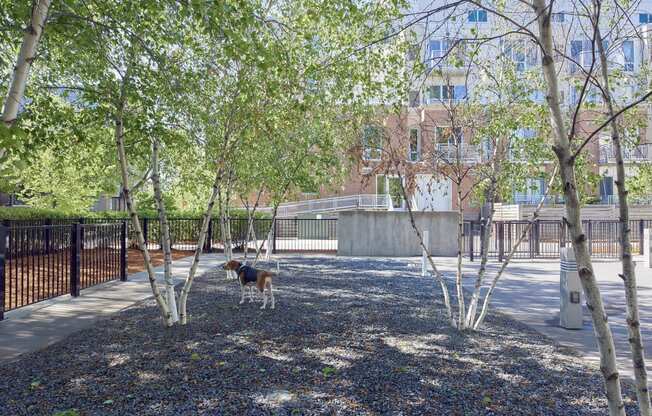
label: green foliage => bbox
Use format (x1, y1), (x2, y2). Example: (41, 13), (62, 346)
(627, 164), (652, 202)
(0, 206), (268, 221)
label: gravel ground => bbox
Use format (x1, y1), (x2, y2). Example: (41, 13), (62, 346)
(0, 256), (640, 415)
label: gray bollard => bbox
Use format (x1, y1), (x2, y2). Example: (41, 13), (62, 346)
(560, 247), (583, 329)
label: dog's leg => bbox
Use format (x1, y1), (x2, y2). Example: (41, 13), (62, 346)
(268, 281), (275, 309)
(260, 287), (267, 309)
(248, 286), (254, 302)
(239, 283), (245, 305)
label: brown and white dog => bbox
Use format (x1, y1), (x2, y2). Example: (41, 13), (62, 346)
(222, 260), (275, 309)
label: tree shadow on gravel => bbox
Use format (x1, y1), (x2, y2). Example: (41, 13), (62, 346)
(0, 256), (640, 416)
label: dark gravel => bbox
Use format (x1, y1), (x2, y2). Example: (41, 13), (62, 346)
(0, 256), (639, 415)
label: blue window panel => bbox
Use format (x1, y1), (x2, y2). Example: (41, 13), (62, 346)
(623, 40), (634, 71)
(570, 40), (582, 59)
(468, 10), (487, 22)
(640, 13), (649, 24)
(453, 85), (467, 99)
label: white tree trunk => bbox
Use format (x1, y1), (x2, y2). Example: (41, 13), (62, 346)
(2, 0), (50, 127)
(0, 0), (51, 161)
(465, 180), (497, 327)
(397, 177), (455, 326)
(532, 1), (624, 413)
(114, 78), (172, 327)
(595, 21), (651, 415)
(151, 139), (179, 324)
(455, 182), (466, 329)
(177, 169), (221, 325)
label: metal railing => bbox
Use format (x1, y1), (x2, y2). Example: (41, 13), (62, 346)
(464, 219), (651, 261)
(268, 194), (390, 218)
(1, 217), (339, 317)
(511, 195), (564, 205)
(435, 143), (482, 163)
(1, 222), (127, 318)
(599, 143), (652, 163)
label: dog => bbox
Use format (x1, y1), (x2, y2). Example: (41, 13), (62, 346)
(222, 260), (275, 309)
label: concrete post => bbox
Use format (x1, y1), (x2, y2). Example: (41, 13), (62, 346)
(560, 247), (582, 329)
(422, 230), (429, 277)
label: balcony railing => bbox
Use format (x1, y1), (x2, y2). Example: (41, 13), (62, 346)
(435, 143), (482, 163)
(599, 143), (652, 163)
(512, 194), (564, 205)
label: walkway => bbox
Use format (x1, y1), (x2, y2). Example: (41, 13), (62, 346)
(0, 253), (223, 364)
(430, 255), (652, 382)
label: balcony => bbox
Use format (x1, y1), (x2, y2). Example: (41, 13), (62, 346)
(598, 143), (652, 163)
(434, 144), (482, 163)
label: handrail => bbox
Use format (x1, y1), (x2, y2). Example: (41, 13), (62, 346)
(260, 194), (390, 217)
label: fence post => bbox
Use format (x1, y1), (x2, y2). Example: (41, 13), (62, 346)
(559, 220), (565, 248)
(272, 219), (278, 254)
(120, 221), (127, 281)
(534, 220), (540, 256)
(70, 223), (81, 297)
(0, 224), (7, 321)
(469, 221), (474, 262)
(143, 218), (149, 249)
(498, 222), (505, 262)
(204, 218), (213, 253)
(640, 220), (645, 256)
(44, 218), (52, 255)
(78, 217), (85, 250)
(2, 220), (10, 261)
(529, 222), (534, 259)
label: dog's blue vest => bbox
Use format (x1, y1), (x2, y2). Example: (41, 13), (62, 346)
(237, 265), (258, 283)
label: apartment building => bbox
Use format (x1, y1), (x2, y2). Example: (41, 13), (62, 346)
(303, 1), (652, 216)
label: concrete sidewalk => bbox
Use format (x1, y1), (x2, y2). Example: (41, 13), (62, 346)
(0, 253), (224, 364)
(427, 256), (652, 382)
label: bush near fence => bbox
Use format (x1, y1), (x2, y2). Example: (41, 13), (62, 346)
(0, 206), (270, 222)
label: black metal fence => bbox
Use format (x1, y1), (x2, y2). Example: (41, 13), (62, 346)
(464, 219), (652, 261)
(0, 217), (338, 318)
(1, 222), (127, 319)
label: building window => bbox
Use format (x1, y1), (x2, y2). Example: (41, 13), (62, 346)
(502, 39), (538, 71)
(623, 40), (634, 72)
(468, 9), (487, 23)
(436, 126), (464, 145)
(428, 39), (451, 66)
(362, 125), (383, 160)
(551, 12), (565, 22)
(408, 128), (420, 162)
(640, 13), (652, 24)
(570, 40), (594, 72)
(427, 85), (467, 104)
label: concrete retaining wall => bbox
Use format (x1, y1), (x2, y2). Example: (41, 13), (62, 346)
(337, 210), (458, 257)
